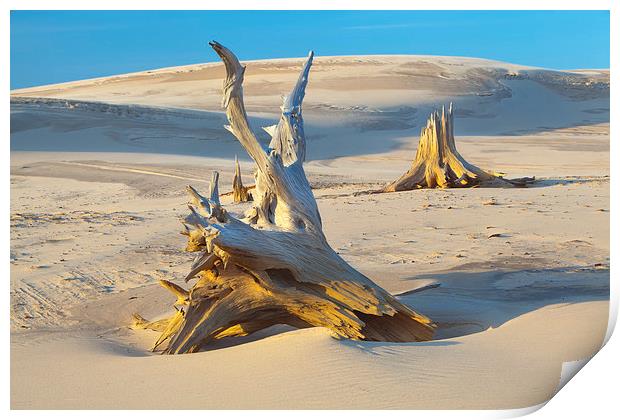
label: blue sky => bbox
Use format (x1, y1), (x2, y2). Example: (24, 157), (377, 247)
(10, 10), (610, 89)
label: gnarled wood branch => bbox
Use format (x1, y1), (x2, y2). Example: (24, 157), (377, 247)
(133, 41), (435, 354)
(383, 104), (535, 191)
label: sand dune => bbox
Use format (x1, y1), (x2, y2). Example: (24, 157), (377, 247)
(11, 55), (609, 135)
(10, 301), (609, 409)
(10, 55), (609, 409)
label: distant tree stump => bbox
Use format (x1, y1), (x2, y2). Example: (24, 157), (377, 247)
(383, 104), (534, 191)
(131, 41), (435, 354)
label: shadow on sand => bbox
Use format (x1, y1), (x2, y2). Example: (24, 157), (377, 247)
(398, 264), (609, 341)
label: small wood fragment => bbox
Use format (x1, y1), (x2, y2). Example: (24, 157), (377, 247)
(232, 155), (253, 203)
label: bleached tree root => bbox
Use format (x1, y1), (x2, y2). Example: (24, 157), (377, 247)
(383, 104), (535, 192)
(132, 41), (435, 354)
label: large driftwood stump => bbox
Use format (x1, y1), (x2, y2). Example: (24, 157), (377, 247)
(383, 104), (534, 191)
(132, 42), (434, 354)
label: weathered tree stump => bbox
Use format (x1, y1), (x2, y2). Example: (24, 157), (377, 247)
(383, 104), (534, 191)
(131, 42), (435, 354)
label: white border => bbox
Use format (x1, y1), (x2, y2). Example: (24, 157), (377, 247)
(3, 2), (616, 419)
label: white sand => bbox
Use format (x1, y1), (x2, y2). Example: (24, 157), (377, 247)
(10, 55), (609, 409)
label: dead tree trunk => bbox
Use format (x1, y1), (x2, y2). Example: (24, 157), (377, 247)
(131, 42), (435, 354)
(231, 155), (252, 203)
(383, 104), (534, 191)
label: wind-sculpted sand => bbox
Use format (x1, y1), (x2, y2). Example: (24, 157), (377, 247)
(10, 55), (609, 409)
